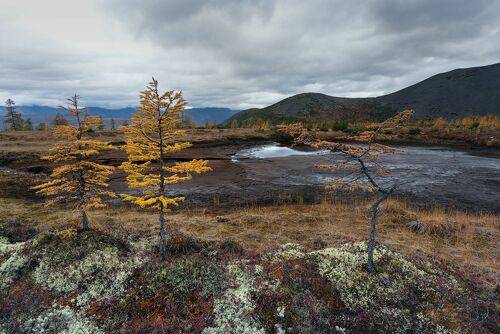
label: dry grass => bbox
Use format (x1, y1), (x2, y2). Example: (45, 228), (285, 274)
(0, 131), (59, 153)
(0, 128), (273, 154)
(1, 196), (498, 289)
(310, 116), (500, 147)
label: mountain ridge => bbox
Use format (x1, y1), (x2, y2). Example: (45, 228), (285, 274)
(0, 106), (239, 127)
(228, 63), (500, 124)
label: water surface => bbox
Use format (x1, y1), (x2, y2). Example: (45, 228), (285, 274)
(229, 142), (500, 211)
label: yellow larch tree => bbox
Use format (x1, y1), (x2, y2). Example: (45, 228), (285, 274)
(32, 95), (115, 230)
(121, 78), (211, 261)
(288, 110), (414, 272)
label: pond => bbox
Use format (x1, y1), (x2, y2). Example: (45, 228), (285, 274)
(226, 142), (500, 211)
(231, 143), (329, 160)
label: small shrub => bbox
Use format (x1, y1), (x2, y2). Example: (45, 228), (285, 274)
(406, 218), (464, 237)
(331, 120), (349, 132)
(433, 118), (448, 128)
(318, 123), (330, 132)
(125, 257), (227, 332)
(0, 218), (37, 243)
(408, 127), (422, 135)
(147, 257), (227, 299)
(166, 231), (209, 256)
(275, 123), (304, 143)
(56, 228), (77, 239)
(346, 124), (365, 135)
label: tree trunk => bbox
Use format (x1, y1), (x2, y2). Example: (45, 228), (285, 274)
(82, 209), (89, 230)
(157, 93), (167, 261)
(159, 208), (166, 261)
(367, 192), (387, 272)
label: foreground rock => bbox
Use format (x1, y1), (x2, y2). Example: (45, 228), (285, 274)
(0, 230), (496, 333)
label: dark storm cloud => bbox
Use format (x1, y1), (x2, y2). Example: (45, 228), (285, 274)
(103, 0), (500, 107)
(1, 0), (499, 108)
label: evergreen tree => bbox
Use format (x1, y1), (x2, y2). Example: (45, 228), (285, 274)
(37, 122), (49, 131)
(121, 78), (211, 260)
(24, 118), (33, 130)
(96, 116), (105, 131)
(52, 113), (69, 126)
(32, 95), (115, 230)
(4, 99), (24, 130)
(110, 118), (116, 131)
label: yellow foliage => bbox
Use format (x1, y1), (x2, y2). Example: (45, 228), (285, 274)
(57, 228), (78, 239)
(31, 95), (115, 215)
(298, 111), (413, 193)
(276, 123), (304, 139)
(120, 78), (211, 213)
(433, 117), (448, 128)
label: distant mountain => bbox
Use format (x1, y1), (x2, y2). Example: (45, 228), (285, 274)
(227, 94), (393, 124)
(228, 63), (500, 124)
(0, 105), (239, 127)
(183, 107), (239, 125)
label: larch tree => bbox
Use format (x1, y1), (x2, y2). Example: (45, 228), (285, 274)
(24, 118), (33, 131)
(32, 95), (115, 230)
(121, 78), (211, 261)
(292, 110), (414, 272)
(52, 113), (69, 126)
(96, 116), (105, 131)
(4, 99), (24, 130)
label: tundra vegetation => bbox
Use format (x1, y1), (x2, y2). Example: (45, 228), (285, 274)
(0, 90), (498, 332)
(3, 99), (33, 131)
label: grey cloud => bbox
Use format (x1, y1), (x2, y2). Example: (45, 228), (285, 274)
(1, 0), (499, 109)
(105, 0), (500, 106)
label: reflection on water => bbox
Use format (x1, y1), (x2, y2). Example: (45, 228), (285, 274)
(232, 142), (329, 160)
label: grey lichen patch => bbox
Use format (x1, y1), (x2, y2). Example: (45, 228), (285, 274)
(263, 243), (306, 263)
(23, 304), (104, 334)
(0, 236), (25, 257)
(33, 246), (142, 307)
(0, 237), (28, 290)
(204, 263), (266, 334)
(310, 242), (461, 310)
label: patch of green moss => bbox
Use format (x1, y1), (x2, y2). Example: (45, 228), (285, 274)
(145, 256), (227, 300)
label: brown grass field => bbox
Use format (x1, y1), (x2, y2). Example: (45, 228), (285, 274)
(1, 196), (498, 290)
(0, 128), (273, 154)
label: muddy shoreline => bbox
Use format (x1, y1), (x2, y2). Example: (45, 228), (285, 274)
(1, 139), (499, 213)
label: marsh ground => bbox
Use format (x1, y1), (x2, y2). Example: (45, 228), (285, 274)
(0, 129), (499, 332)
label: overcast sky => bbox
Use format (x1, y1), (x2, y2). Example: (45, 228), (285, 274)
(0, 0), (499, 109)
